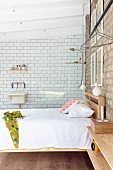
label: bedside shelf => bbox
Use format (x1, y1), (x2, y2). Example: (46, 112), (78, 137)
(87, 126), (113, 170)
(87, 150), (111, 170)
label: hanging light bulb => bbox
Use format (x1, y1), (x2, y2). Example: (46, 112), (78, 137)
(92, 82), (101, 96)
(13, 6), (15, 12)
(80, 81), (86, 90)
(20, 21), (23, 25)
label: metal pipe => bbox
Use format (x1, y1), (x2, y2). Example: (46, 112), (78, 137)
(83, 41), (113, 49)
(90, 0), (113, 36)
(89, 0), (91, 34)
(11, 83), (13, 88)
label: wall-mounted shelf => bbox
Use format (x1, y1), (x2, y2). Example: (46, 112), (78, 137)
(9, 70), (27, 73)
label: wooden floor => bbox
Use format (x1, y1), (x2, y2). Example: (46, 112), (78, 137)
(0, 152), (94, 170)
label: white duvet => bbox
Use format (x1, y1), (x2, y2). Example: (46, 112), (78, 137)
(0, 108), (91, 150)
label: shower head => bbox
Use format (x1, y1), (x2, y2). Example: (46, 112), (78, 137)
(70, 48), (75, 51)
(70, 48), (83, 53)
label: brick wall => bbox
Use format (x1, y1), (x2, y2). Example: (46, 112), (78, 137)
(0, 35), (84, 109)
(86, 0), (113, 120)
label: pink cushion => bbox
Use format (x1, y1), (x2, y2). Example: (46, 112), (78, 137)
(60, 98), (79, 113)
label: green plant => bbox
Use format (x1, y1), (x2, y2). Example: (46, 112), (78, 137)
(22, 64), (26, 67)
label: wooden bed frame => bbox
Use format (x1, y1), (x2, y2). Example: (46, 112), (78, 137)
(0, 92), (104, 152)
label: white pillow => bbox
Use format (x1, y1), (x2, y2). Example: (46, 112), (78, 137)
(78, 99), (91, 108)
(68, 104), (94, 118)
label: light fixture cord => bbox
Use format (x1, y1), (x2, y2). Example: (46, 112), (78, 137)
(82, 4), (85, 83)
(82, 51), (84, 83)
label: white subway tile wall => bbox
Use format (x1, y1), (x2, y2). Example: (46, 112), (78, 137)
(0, 35), (84, 109)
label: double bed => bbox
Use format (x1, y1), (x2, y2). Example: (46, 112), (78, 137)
(0, 92), (104, 152)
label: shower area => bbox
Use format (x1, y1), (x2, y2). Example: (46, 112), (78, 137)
(0, 35), (84, 109)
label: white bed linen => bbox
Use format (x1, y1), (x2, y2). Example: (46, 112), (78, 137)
(0, 108), (91, 150)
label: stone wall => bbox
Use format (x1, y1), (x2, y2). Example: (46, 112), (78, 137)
(85, 0), (113, 120)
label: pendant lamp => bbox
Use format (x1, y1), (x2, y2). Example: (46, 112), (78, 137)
(92, 82), (101, 96)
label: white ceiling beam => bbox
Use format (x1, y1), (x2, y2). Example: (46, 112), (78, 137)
(0, 6), (84, 23)
(0, 17), (83, 32)
(0, 0), (90, 7)
(0, 2), (89, 12)
(0, 27), (82, 40)
(0, 16), (83, 25)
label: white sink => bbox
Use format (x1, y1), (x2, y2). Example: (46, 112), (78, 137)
(7, 92), (26, 104)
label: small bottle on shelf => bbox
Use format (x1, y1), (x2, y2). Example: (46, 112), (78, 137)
(18, 65), (21, 70)
(16, 65), (18, 70)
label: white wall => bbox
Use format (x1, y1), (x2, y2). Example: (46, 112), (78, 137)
(0, 34), (84, 109)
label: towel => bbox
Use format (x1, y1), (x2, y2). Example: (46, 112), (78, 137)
(3, 111), (24, 148)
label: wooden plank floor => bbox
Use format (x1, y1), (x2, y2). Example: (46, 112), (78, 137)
(0, 152), (94, 170)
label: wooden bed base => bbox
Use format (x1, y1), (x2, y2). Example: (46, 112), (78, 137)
(0, 92), (104, 153)
(0, 148), (86, 152)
